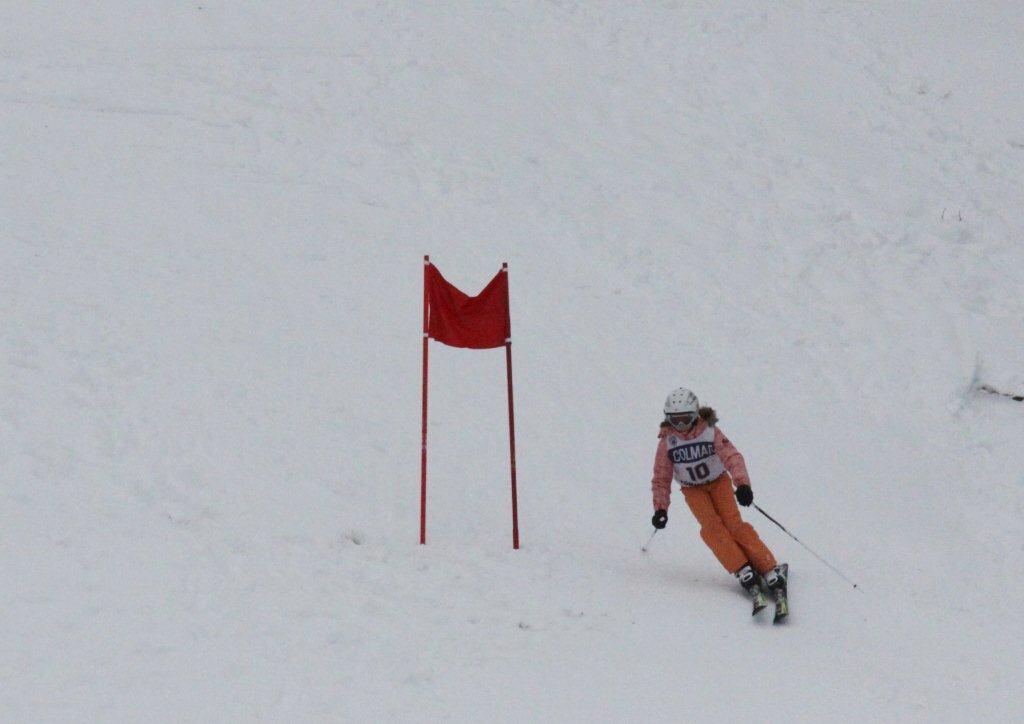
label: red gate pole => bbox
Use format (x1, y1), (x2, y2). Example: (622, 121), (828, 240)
(503, 263), (520, 550)
(420, 255), (430, 545)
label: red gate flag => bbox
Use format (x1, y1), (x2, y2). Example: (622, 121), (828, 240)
(421, 256), (519, 549)
(426, 264), (510, 349)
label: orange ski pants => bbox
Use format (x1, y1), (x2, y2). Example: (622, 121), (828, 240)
(682, 475), (777, 575)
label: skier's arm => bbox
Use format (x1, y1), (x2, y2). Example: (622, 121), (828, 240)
(714, 427), (751, 487)
(651, 434), (673, 510)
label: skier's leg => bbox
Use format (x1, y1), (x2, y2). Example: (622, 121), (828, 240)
(682, 485), (748, 574)
(707, 476), (777, 574)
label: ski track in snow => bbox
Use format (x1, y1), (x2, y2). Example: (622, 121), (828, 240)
(2, 2), (1023, 721)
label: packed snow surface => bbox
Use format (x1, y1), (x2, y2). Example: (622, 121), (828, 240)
(3, 2), (1023, 721)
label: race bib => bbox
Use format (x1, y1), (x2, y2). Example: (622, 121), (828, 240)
(666, 427), (726, 487)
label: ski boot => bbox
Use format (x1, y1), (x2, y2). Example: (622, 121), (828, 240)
(736, 564), (768, 616)
(764, 563), (789, 623)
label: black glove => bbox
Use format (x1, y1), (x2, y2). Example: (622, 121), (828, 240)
(651, 509), (668, 529)
(735, 484), (753, 507)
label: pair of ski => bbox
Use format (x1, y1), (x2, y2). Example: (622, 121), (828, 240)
(750, 563), (789, 624)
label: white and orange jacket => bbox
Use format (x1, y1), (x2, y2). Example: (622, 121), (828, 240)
(651, 413), (750, 510)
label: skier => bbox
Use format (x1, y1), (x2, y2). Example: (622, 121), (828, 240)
(650, 387), (788, 617)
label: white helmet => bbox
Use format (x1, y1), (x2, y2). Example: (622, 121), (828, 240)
(664, 387), (699, 430)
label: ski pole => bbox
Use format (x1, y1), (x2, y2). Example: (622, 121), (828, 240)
(753, 504), (861, 591)
(641, 527), (659, 553)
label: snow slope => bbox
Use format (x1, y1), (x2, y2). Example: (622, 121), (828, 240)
(3, 2), (1023, 721)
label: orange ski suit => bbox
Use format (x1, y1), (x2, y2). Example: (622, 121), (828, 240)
(651, 415), (776, 575)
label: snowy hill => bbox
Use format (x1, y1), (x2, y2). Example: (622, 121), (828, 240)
(3, 2), (1024, 721)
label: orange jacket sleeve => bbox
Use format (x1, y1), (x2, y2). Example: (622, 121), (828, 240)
(651, 433), (673, 510)
(714, 427), (750, 487)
